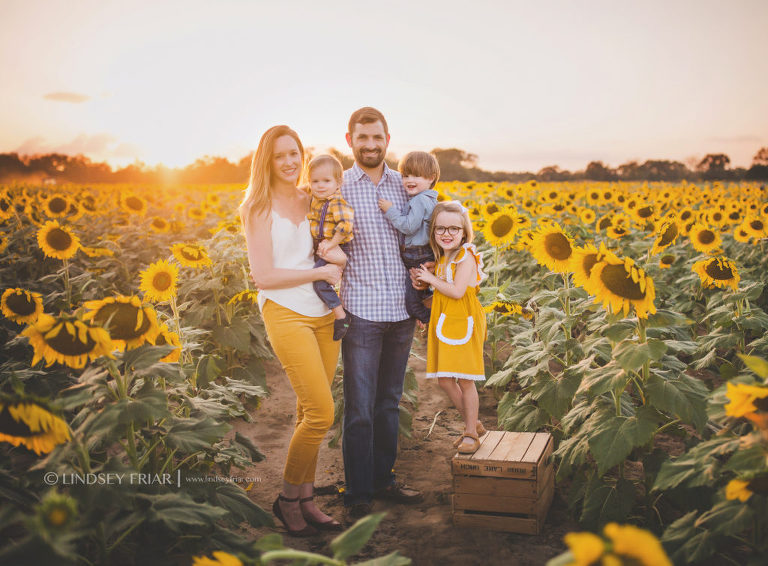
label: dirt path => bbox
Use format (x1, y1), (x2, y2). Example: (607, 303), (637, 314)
(232, 339), (574, 565)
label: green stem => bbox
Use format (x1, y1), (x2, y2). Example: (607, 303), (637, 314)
(562, 273), (572, 367)
(126, 422), (138, 468)
(637, 317), (649, 383)
(207, 265), (222, 327)
(260, 550), (345, 565)
(106, 517), (146, 553)
(63, 258), (71, 307)
(654, 418), (681, 438)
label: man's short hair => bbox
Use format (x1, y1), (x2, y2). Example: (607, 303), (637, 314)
(348, 107), (389, 137)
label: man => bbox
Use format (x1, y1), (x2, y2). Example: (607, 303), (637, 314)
(339, 107), (422, 519)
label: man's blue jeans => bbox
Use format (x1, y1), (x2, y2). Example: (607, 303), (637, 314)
(341, 312), (415, 506)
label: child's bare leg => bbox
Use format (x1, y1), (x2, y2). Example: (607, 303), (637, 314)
(322, 247), (348, 321)
(437, 377), (464, 414)
(457, 379), (479, 443)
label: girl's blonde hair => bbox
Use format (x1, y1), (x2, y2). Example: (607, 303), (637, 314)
(308, 154), (343, 184)
(428, 201), (474, 261)
(239, 125), (304, 227)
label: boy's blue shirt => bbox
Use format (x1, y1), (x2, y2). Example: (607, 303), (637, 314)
(383, 189), (438, 247)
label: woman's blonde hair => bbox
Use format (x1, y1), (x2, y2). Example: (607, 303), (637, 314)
(428, 201), (474, 261)
(239, 125), (304, 227)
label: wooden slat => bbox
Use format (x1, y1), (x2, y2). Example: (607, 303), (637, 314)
(501, 432), (535, 462)
(469, 430), (505, 461)
(521, 432), (551, 463)
(454, 471), (553, 514)
(453, 474), (538, 498)
(486, 431), (521, 461)
(451, 475), (554, 534)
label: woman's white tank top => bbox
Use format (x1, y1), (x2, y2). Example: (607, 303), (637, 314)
(256, 210), (330, 317)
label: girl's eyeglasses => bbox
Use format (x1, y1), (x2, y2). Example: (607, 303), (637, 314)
(434, 225), (463, 236)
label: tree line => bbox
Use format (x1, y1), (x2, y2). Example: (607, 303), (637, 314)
(1, 147), (767, 185)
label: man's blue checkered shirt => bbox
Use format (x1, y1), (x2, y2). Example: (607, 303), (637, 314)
(340, 162), (410, 322)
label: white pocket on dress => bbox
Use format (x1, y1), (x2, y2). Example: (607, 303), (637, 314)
(435, 313), (474, 345)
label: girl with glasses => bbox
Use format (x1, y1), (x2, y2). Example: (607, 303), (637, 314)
(413, 201), (488, 454)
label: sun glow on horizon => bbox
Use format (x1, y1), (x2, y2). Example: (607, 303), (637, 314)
(1, 0), (766, 173)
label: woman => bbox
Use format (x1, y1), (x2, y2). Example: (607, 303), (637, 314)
(240, 125), (343, 536)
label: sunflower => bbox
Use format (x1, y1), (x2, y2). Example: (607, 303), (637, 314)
(743, 215), (767, 239)
(585, 189), (603, 207)
(579, 208), (596, 225)
(0, 235), (8, 254)
(586, 252), (656, 318)
(483, 202), (500, 217)
(155, 323), (181, 363)
(228, 290), (259, 305)
(596, 214), (613, 233)
(483, 209), (519, 247)
(1, 288), (43, 324)
(514, 230), (535, 252)
(35, 491), (78, 531)
(22, 313), (114, 368)
(733, 225), (752, 243)
(188, 207), (206, 221)
(41, 194), (71, 218)
(692, 256), (740, 291)
(0, 191), (13, 221)
(606, 224), (629, 240)
(80, 245), (115, 258)
(192, 551), (243, 566)
(83, 295), (160, 350)
(725, 479), (753, 502)
(0, 401), (71, 455)
(630, 202), (656, 225)
(139, 260), (178, 302)
(688, 223), (722, 254)
(650, 218), (679, 255)
(530, 222), (574, 273)
(171, 243), (212, 268)
(150, 216), (171, 233)
(569, 243), (600, 289)
(603, 523), (672, 566)
(659, 254), (675, 269)
(483, 300), (532, 320)
(121, 194), (147, 215)
(37, 220), (80, 260)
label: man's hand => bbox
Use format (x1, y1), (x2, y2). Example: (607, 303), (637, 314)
(409, 261), (435, 290)
(378, 198), (393, 212)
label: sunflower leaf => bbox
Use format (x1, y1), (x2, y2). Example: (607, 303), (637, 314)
(588, 408), (659, 476)
(121, 344), (177, 370)
(737, 354), (768, 379)
(165, 416), (230, 452)
(580, 475), (636, 528)
(645, 372), (708, 430)
(613, 339), (667, 372)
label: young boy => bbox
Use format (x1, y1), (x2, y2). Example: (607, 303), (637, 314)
(378, 151), (440, 324)
(307, 154), (354, 340)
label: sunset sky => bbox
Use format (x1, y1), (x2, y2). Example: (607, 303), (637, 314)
(1, 0), (766, 172)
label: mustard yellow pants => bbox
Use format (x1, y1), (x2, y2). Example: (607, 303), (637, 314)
(261, 300), (340, 485)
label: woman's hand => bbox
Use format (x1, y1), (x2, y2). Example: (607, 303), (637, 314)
(317, 263), (343, 285)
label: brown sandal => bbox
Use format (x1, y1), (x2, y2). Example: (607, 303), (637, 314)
(456, 432), (481, 454)
(476, 422), (487, 437)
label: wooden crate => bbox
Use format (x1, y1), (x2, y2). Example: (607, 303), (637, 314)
(451, 431), (554, 534)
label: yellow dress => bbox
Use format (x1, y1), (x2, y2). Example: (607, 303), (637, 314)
(425, 243), (487, 381)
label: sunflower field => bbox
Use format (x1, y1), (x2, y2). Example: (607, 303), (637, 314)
(1, 178), (767, 565)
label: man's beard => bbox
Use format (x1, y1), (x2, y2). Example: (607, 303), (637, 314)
(354, 147), (384, 168)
